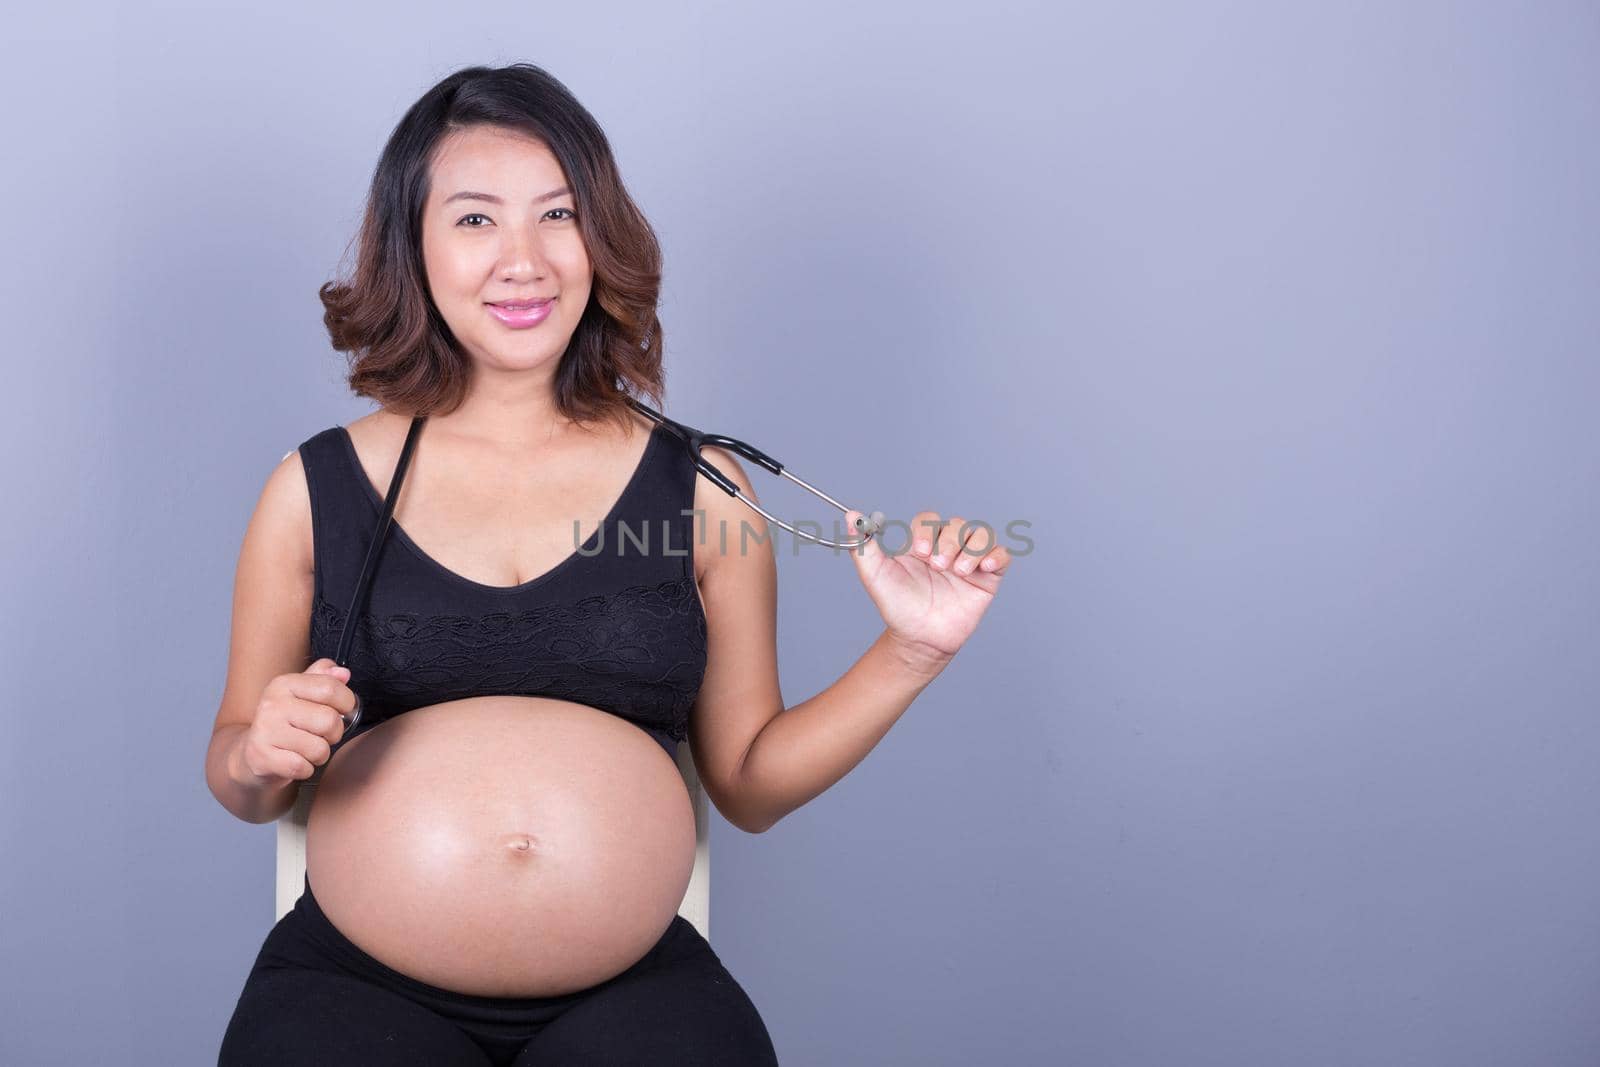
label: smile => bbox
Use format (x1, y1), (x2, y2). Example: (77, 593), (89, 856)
(485, 299), (554, 329)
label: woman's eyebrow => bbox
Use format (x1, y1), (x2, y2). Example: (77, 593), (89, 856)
(442, 186), (571, 205)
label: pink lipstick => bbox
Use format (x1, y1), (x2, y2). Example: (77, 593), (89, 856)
(486, 298), (554, 328)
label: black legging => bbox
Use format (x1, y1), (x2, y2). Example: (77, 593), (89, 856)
(219, 874), (780, 1066)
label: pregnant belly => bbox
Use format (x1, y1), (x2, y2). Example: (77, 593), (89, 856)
(304, 696), (697, 998)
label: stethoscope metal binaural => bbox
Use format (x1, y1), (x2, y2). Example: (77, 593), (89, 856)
(623, 396), (883, 551)
(330, 397), (884, 733)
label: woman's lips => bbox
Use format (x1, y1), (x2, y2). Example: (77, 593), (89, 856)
(486, 299), (554, 328)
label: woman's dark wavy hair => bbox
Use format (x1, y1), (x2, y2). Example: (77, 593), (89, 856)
(319, 63), (665, 434)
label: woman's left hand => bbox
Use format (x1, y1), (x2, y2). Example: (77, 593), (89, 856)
(842, 509), (1012, 668)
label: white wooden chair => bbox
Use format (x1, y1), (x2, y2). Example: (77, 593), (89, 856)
(275, 740), (713, 940)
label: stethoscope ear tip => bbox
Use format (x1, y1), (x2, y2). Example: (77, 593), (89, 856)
(853, 510), (886, 537)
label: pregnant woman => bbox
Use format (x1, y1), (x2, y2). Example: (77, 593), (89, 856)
(204, 63), (1011, 1066)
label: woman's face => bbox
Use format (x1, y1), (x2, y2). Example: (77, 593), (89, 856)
(420, 125), (592, 382)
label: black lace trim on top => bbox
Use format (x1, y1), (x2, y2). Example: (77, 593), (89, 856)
(310, 575), (707, 745)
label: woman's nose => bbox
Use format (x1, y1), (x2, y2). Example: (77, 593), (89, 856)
(497, 224), (549, 278)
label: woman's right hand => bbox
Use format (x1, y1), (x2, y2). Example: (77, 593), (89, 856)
(233, 658), (355, 787)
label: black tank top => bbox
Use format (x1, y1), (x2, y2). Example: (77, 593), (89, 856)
(297, 420), (707, 758)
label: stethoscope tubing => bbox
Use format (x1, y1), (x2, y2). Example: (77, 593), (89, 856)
(624, 397), (879, 551)
(332, 414), (425, 735)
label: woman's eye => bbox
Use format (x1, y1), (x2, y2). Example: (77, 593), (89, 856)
(455, 208), (575, 227)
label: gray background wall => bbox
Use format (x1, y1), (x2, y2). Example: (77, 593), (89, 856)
(4, 2), (1597, 1064)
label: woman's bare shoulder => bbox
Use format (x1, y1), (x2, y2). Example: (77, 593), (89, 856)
(338, 409), (399, 448)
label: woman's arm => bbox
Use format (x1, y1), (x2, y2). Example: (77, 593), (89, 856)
(731, 629), (950, 833)
(203, 449), (318, 824)
(686, 447), (1005, 834)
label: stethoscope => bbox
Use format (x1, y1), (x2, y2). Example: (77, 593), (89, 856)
(331, 397), (884, 733)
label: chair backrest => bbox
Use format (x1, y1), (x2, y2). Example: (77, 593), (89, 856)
(275, 739), (712, 940)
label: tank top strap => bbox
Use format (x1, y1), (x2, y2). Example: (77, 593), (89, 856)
(295, 426), (378, 612)
(622, 420), (699, 581)
(576, 415), (700, 585)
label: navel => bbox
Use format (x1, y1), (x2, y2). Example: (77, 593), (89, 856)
(501, 832), (539, 855)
